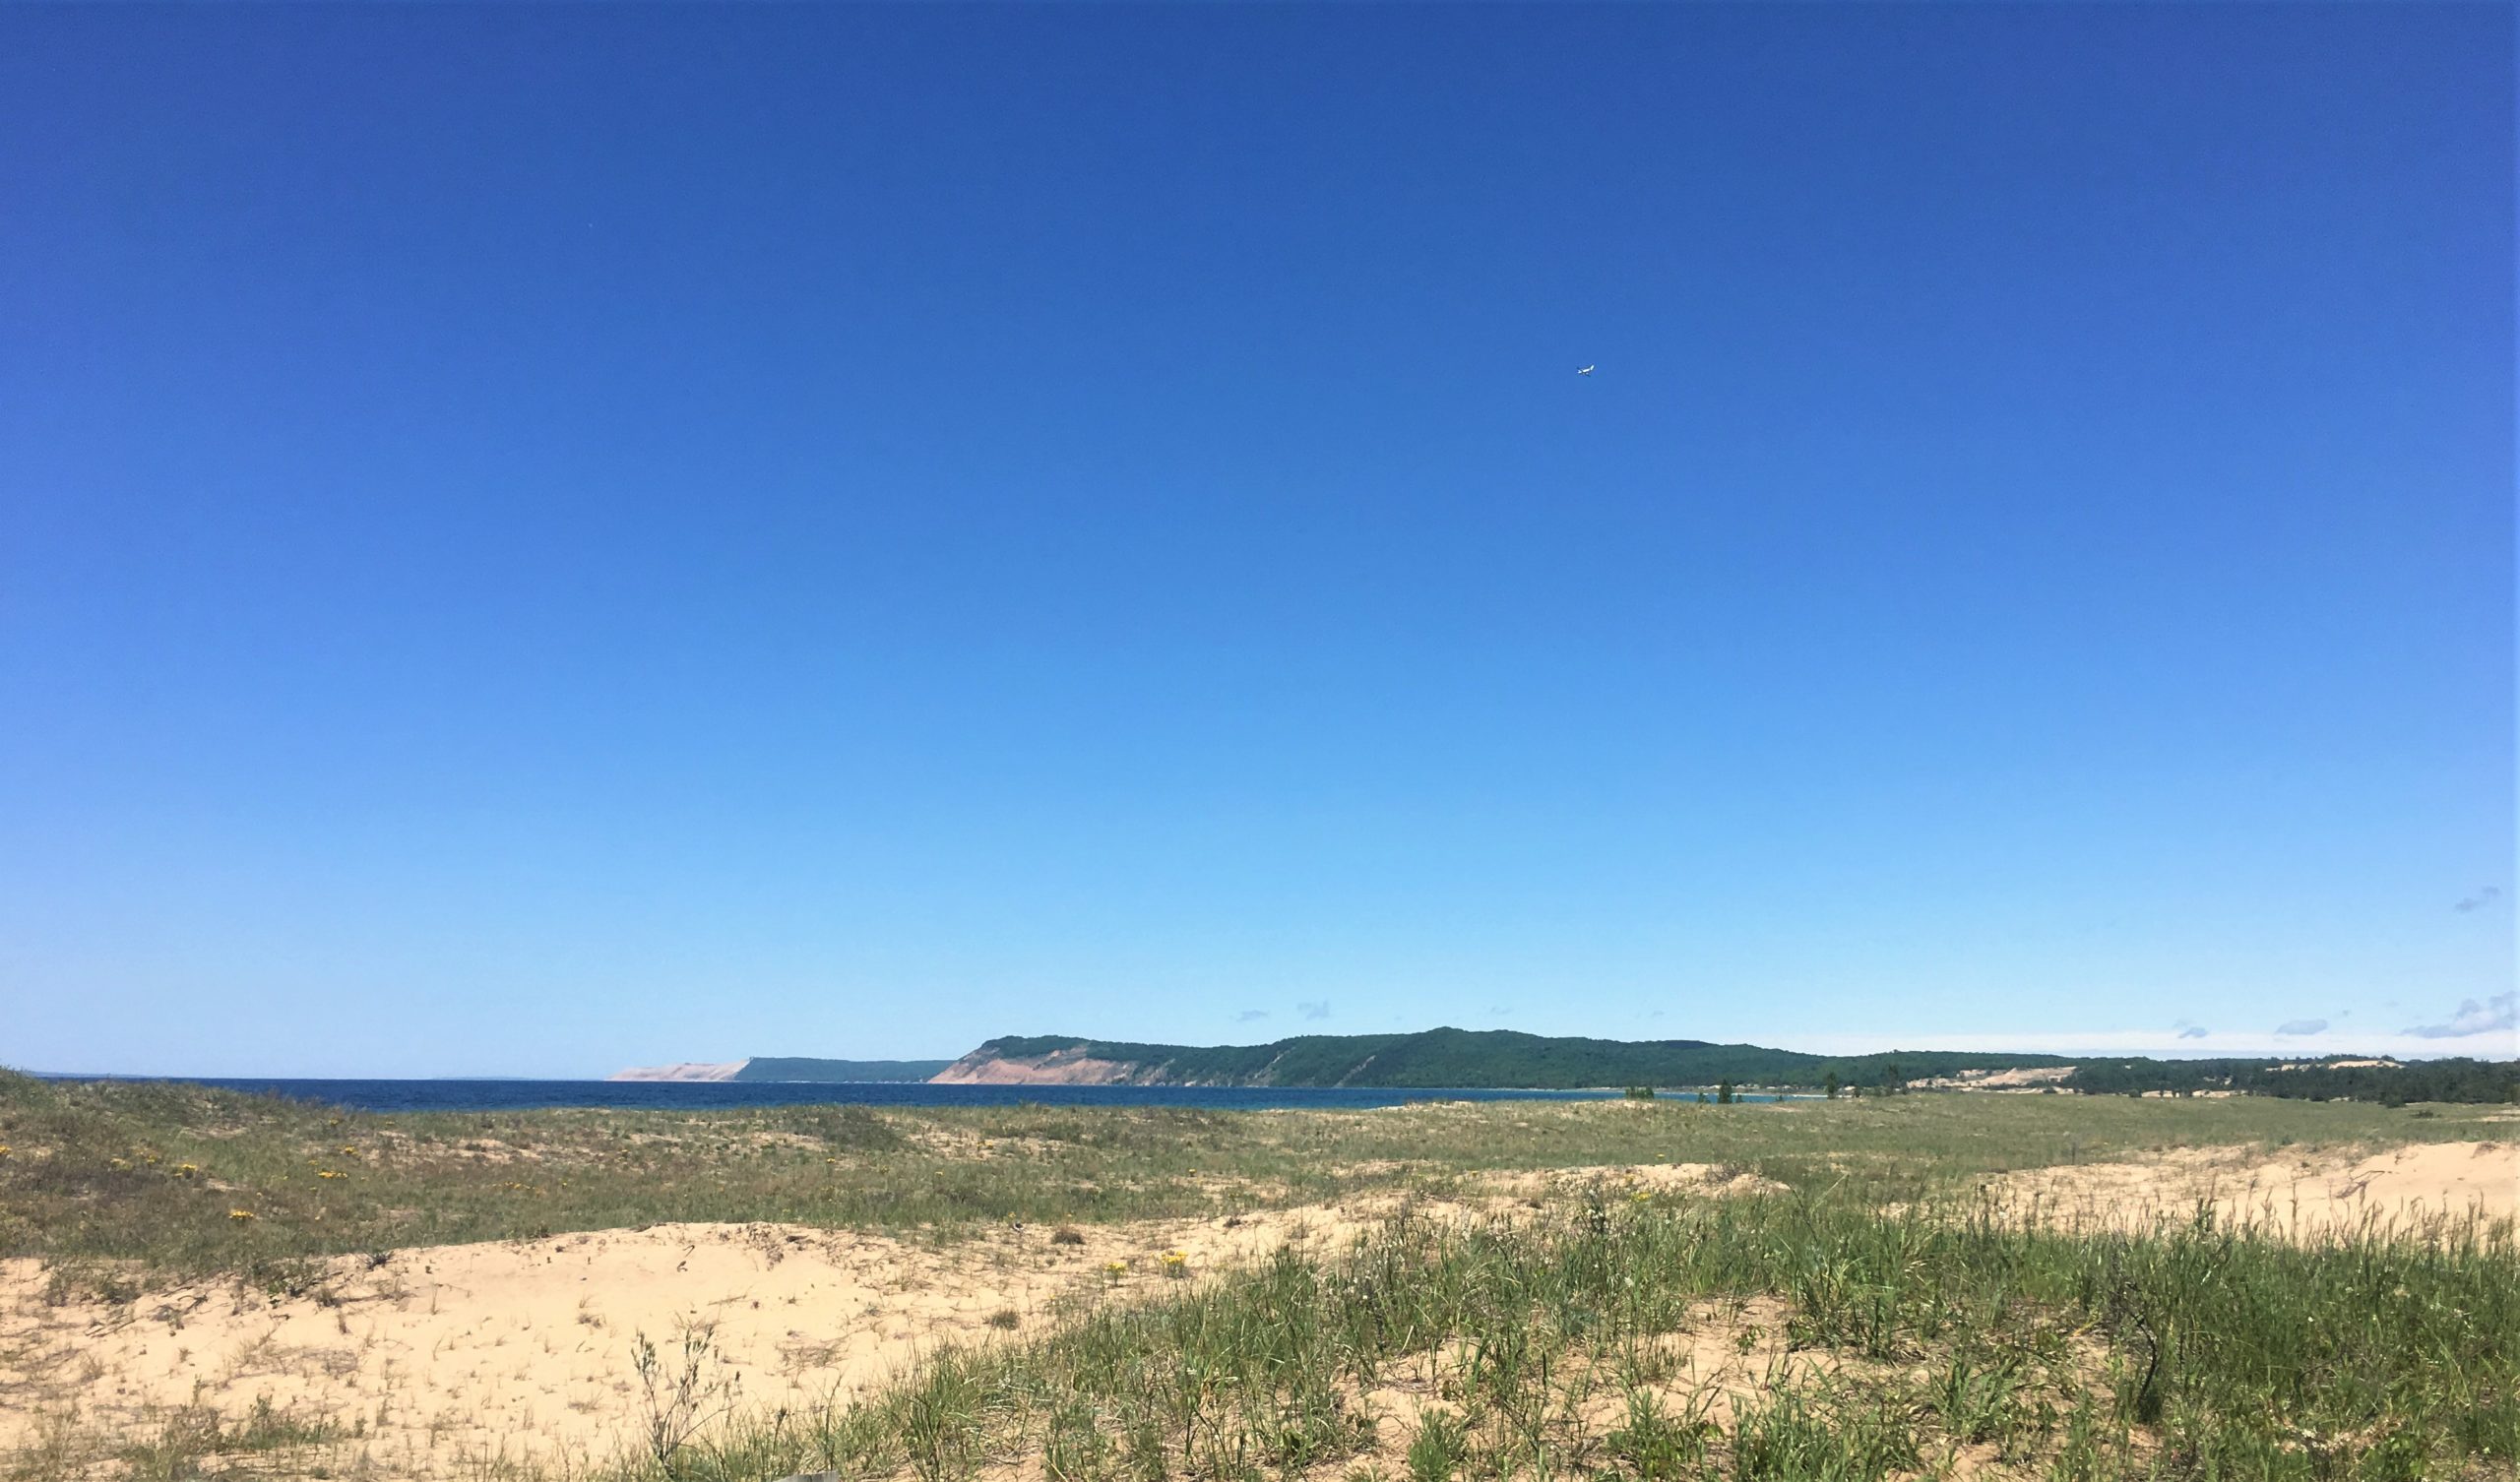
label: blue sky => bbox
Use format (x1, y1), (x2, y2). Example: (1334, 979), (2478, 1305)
(2, 6), (2510, 1077)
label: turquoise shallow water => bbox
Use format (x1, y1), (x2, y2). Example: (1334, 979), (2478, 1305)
(40, 1077), (1804, 1114)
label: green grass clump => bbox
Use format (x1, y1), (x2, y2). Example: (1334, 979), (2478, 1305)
(585, 1190), (2518, 1482)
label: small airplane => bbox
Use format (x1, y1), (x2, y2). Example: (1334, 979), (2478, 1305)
(1576, 364), (1596, 376)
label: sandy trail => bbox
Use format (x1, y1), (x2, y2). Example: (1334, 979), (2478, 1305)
(0, 1164), (1750, 1478)
(1980, 1139), (2516, 1239)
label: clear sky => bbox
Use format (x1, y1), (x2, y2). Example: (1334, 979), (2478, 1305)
(2, 5), (2510, 1078)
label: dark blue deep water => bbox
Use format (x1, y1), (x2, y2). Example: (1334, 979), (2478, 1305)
(42, 1077), (1802, 1115)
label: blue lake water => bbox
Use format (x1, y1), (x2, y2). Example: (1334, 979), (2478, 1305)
(42, 1077), (1803, 1115)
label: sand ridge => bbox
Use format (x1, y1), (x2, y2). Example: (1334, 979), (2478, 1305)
(1977, 1139), (2516, 1238)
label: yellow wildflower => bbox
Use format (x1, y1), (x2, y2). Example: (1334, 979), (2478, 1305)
(1104, 1260), (1128, 1274)
(174, 1162), (199, 1177)
(228, 1208), (256, 1221)
(318, 1169), (346, 1180)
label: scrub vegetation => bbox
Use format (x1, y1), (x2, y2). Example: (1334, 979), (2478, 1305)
(3, 1071), (2513, 1481)
(2, 1068), (2504, 1287)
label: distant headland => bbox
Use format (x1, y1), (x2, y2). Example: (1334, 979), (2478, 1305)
(608, 1028), (2513, 1103)
(614, 1028), (2058, 1090)
(607, 1057), (956, 1083)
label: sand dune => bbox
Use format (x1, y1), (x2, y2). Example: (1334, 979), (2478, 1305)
(1, 1185), (1469, 1476)
(0, 1163), (1782, 1476)
(6, 1147), (2503, 1476)
(606, 1061), (748, 1082)
(1978, 1139), (2516, 1238)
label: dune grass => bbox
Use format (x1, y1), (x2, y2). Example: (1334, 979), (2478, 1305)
(599, 1190), (2518, 1482)
(2, 1073), (2514, 1480)
(1, 1069), (2505, 1294)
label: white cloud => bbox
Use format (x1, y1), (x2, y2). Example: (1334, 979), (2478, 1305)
(2403, 992), (2516, 1040)
(1770, 1025), (2515, 1060)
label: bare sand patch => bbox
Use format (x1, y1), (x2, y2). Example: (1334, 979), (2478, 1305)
(928, 1047), (1142, 1085)
(0, 1204), (1368, 1479)
(1916, 1065), (2077, 1091)
(1979, 1140), (2515, 1241)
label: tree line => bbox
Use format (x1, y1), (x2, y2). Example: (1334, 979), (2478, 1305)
(2064, 1057), (2519, 1105)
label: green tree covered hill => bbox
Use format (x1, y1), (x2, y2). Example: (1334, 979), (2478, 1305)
(733, 1058), (957, 1082)
(966, 1027), (2065, 1089)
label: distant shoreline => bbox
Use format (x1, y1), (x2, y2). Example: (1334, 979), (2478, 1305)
(20, 1075), (1811, 1116)
(35, 1072), (1827, 1094)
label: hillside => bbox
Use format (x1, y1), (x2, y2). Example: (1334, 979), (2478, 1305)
(609, 1057), (954, 1082)
(734, 1057), (957, 1082)
(931, 1027), (2069, 1089)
